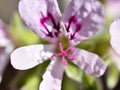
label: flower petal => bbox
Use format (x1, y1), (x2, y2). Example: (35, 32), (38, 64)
(109, 48), (120, 71)
(0, 19), (14, 76)
(19, 0), (62, 41)
(72, 48), (106, 77)
(110, 19), (120, 55)
(40, 60), (64, 90)
(0, 49), (9, 76)
(0, 42), (14, 75)
(63, 0), (104, 45)
(0, 20), (11, 47)
(11, 44), (55, 70)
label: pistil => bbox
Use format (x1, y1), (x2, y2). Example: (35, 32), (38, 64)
(51, 43), (76, 66)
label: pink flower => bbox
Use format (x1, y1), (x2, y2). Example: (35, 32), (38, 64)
(11, 0), (106, 90)
(106, 0), (120, 18)
(110, 19), (120, 55)
(0, 19), (14, 82)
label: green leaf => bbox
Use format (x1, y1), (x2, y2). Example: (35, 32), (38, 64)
(62, 73), (79, 90)
(107, 63), (119, 89)
(65, 62), (83, 82)
(9, 12), (39, 46)
(13, 60), (50, 90)
(82, 73), (101, 90)
(22, 74), (39, 90)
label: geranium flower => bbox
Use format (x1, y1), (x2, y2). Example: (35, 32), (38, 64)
(0, 19), (14, 82)
(11, 0), (106, 90)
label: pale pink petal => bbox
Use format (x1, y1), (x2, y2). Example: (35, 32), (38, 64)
(0, 20), (11, 47)
(11, 44), (55, 70)
(63, 0), (104, 45)
(0, 42), (14, 75)
(0, 48), (10, 76)
(109, 48), (120, 71)
(72, 48), (106, 77)
(110, 19), (120, 55)
(0, 19), (14, 77)
(19, 0), (62, 42)
(40, 60), (64, 90)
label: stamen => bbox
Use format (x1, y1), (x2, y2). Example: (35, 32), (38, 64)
(51, 43), (76, 66)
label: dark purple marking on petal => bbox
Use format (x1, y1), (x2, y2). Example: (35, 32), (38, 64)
(65, 16), (76, 32)
(70, 24), (82, 40)
(65, 16), (82, 40)
(47, 13), (60, 32)
(40, 12), (61, 38)
(40, 18), (53, 37)
(54, 32), (59, 37)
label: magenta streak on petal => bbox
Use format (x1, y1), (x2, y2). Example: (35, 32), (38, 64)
(40, 12), (60, 38)
(65, 16), (82, 40)
(65, 16), (76, 32)
(47, 13), (60, 32)
(40, 17), (53, 37)
(51, 43), (76, 66)
(70, 24), (82, 40)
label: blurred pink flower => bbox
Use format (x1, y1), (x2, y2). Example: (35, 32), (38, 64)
(0, 19), (14, 82)
(106, 0), (120, 18)
(11, 0), (106, 90)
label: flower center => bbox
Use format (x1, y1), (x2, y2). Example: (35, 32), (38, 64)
(51, 43), (76, 66)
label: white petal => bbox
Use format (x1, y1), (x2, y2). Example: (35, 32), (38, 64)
(110, 19), (120, 55)
(19, 0), (62, 41)
(40, 60), (64, 90)
(63, 0), (105, 45)
(11, 44), (55, 70)
(72, 48), (106, 77)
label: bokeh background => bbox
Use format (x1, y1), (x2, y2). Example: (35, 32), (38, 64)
(0, 0), (120, 90)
